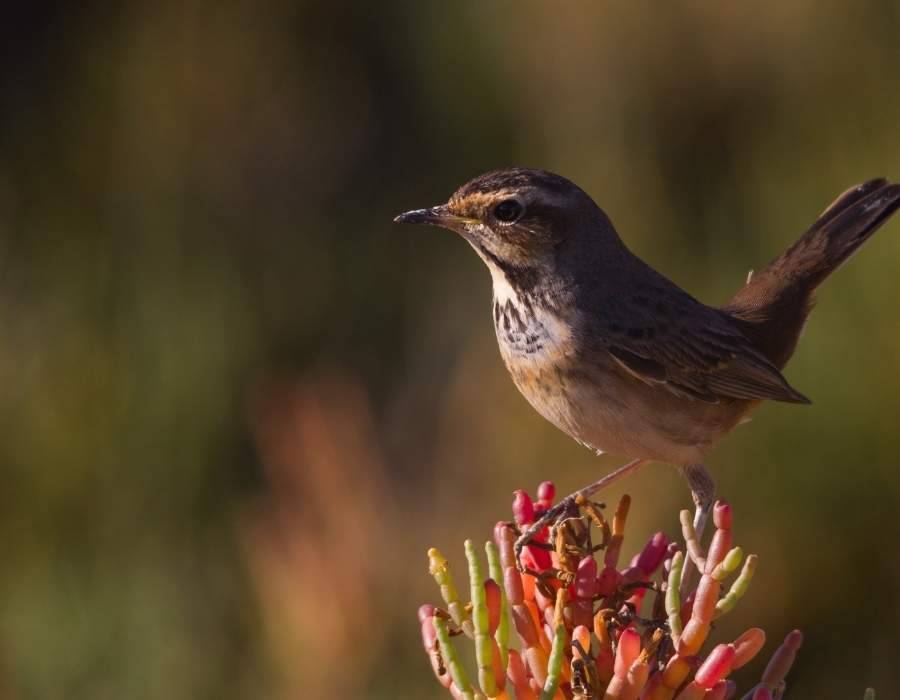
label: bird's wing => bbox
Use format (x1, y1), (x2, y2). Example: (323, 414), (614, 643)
(598, 290), (810, 405)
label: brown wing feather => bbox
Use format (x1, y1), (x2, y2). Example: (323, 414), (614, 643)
(599, 287), (810, 405)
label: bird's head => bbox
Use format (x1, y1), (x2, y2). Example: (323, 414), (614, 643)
(395, 168), (620, 292)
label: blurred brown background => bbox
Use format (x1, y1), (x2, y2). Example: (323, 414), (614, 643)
(1, 2), (899, 698)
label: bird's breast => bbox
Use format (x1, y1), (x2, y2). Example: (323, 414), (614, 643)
(491, 285), (582, 437)
(492, 293), (575, 370)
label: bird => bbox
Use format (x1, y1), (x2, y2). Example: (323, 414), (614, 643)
(395, 168), (900, 558)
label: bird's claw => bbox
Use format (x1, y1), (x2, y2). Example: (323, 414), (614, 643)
(513, 495), (578, 572)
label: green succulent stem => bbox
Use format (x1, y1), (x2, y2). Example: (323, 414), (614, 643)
(433, 616), (475, 700)
(540, 623), (567, 700)
(715, 553), (758, 618)
(666, 550), (685, 642)
(428, 547), (469, 630)
(465, 540), (496, 696)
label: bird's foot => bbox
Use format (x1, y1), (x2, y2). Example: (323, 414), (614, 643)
(513, 495), (578, 574)
(514, 458), (648, 572)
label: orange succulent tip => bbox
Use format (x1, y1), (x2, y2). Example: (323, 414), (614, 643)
(612, 494), (631, 536)
(614, 628), (641, 677)
(732, 628), (766, 669)
(572, 625), (591, 659)
(712, 501), (732, 530)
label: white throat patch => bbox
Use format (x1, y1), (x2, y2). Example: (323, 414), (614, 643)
(488, 263), (518, 305)
(488, 263), (573, 362)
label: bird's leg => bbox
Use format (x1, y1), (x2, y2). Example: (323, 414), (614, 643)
(678, 463), (716, 594)
(514, 458), (648, 571)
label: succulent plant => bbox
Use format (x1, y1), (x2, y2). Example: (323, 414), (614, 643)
(419, 482), (874, 700)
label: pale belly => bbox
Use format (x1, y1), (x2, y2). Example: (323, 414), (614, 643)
(496, 324), (750, 466)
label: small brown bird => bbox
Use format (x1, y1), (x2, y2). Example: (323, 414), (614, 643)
(395, 169), (900, 547)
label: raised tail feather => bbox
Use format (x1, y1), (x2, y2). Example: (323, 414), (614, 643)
(726, 179), (900, 369)
(784, 179), (900, 287)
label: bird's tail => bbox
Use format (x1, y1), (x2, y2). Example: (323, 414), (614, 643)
(776, 178), (900, 289)
(726, 179), (900, 367)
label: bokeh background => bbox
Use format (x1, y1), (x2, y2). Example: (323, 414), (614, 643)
(1, 2), (899, 698)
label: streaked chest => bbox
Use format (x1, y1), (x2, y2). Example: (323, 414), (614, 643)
(490, 275), (586, 440)
(489, 271), (576, 381)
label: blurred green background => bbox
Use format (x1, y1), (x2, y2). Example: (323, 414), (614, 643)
(1, 2), (899, 698)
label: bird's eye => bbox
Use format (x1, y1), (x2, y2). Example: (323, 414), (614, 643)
(493, 199), (524, 224)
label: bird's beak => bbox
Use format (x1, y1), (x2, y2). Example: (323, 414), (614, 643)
(394, 205), (475, 232)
